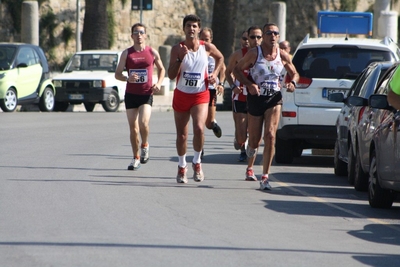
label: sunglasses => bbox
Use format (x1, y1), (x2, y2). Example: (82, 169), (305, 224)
(249, 35), (262, 40)
(132, 30), (145, 35)
(265, 31), (279, 36)
(241, 37), (248, 41)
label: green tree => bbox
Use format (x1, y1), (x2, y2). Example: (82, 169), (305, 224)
(81, 0), (109, 49)
(81, 0), (127, 50)
(339, 0), (358, 11)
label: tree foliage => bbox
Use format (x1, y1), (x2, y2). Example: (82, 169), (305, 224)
(81, 0), (109, 50)
(211, 0), (238, 64)
(3, 0), (48, 34)
(339, 0), (358, 11)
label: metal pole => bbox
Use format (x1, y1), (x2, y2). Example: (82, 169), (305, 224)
(140, 0), (143, 23)
(76, 0), (80, 52)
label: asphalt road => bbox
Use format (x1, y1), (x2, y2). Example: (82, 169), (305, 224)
(0, 110), (399, 267)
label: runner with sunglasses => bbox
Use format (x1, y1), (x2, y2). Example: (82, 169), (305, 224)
(233, 23), (299, 190)
(225, 26), (262, 180)
(240, 30), (250, 49)
(115, 23), (166, 171)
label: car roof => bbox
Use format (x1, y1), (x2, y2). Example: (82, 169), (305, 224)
(0, 42), (38, 47)
(368, 61), (394, 67)
(74, 50), (122, 55)
(297, 36), (398, 52)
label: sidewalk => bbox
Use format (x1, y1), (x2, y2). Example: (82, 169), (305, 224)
(73, 93), (174, 112)
(72, 89), (225, 112)
(15, 89), (226, 112)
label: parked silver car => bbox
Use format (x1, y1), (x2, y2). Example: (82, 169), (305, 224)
(349, 62), (400, 208)
(328, 61), (393, 191)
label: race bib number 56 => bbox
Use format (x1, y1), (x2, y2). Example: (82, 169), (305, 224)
(129, 69), (148, 83)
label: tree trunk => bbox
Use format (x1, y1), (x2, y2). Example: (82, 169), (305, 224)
(82, 0), (109, 50)
(211, 0), (238, 64)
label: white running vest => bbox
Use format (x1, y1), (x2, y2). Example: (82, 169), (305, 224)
(249, 46), (284, 96)
(207, 56), (218, 90)
(176, 42), (208, 94)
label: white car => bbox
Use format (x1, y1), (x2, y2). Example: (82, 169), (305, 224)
(52, 50), (126, 112)
(275, 11), (400, 164)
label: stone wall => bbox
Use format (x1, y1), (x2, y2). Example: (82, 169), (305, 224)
(0, 0), (397, 68)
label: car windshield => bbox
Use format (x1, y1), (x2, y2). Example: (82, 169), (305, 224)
(65, 53), (118, 72)
(293, 47), (394, 79)
(0, 46), (17, 70)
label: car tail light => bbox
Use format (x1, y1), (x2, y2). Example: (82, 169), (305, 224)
(282, 111), (297, 117)
(102, 80), (106, 88)
(284, 75), (312, 89)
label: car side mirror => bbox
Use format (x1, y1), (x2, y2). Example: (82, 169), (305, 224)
(327, 92), (344, 102)
(369, 94), (395, 111)
(348, 95), (367, 106)
(17, 63), (28, 68)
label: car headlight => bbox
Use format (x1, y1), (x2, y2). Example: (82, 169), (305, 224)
(0, 73), (5, 79)
(93, 80), (102, 87)
(53, 80), (62, 87)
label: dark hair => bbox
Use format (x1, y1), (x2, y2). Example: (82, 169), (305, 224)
(131, 23), (146, 34)
(200, 27), (213, 39)
(262, 23), (278, 32)
(247, 25), (262, 35)
(183, 14), (201, 29)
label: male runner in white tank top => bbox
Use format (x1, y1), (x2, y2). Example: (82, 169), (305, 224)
(233, 23), (299, 190)
(168, 14), (224, 184)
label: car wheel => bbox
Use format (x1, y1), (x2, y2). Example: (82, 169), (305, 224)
(84, 102), (96, 112)
(54, 101), (69, 112)
(38, 87), (55, 112)
(368, 149), (394, 208)
(102, 90), (120, 112)
(354, 147), (368, 191)
(347, 144), (355, 184)
(0, 87), (17, 112)
(334, 140), (347, 176)
(274, 136), (294, 164)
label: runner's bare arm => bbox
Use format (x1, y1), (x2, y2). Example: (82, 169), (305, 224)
(233, 48), (258, 95)
(152, 48), (166, 90)
(115, 49), (128, 81)
(225, 50), (241, 87)
(207, 43), (224, 85)
(280, 49), (299, 92)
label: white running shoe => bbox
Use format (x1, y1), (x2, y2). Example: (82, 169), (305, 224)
(260, 175), (272, 190)
(140, 145), (149, 163)
(128, 158), (141, 170)
(192, 162), (204, 182)
(176, 165), (188, 183)
(245, 168), (257, 181)
(246, 144), (257, 158)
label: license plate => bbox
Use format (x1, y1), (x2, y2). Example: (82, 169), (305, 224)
(322, 88), (347, 98)
(69, 94), (84, 100)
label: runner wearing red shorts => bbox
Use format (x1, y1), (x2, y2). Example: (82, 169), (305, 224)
(168, 14), (224, 184)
